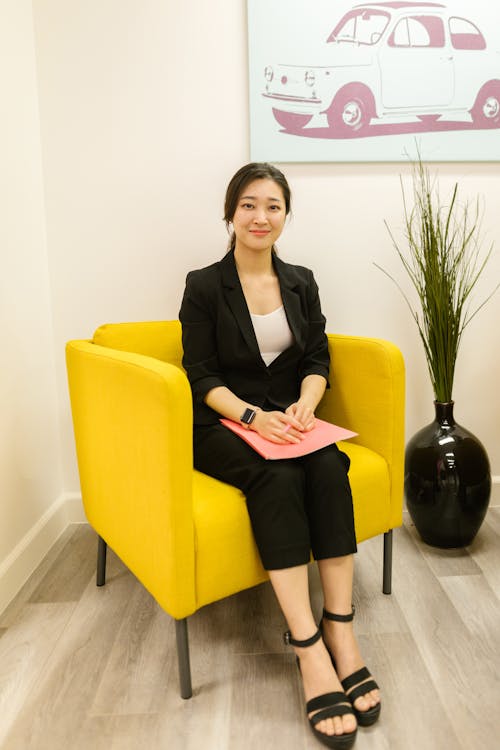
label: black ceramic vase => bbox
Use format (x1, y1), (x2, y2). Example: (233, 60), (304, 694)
(405, 401), (491, 548)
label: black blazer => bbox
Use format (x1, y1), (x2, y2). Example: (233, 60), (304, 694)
(179, 250), (330, 425)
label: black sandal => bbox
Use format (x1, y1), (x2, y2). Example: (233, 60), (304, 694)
(321, 607), (381, 727)
(284, 628), (357, 749)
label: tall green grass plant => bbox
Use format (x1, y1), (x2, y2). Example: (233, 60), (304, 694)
(377, 160), (498, 403)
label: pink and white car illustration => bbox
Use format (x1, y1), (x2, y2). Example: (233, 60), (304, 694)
(262, 2), (500, 136)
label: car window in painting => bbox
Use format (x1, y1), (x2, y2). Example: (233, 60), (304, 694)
(388, 15), (445, 48)
(449, 17), (486, 50)
(389, 18), (410, 47)
(327, 9), (390, 46)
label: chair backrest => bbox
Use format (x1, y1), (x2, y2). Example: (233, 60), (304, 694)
(93, 320), (183, 369)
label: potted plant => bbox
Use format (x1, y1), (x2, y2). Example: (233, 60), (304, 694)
(377, 158), (498, 547)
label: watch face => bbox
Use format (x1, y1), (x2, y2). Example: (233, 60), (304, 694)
(241, 408), (256, 425)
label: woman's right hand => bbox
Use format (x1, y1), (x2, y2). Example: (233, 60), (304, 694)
(252, 410), (304, 444)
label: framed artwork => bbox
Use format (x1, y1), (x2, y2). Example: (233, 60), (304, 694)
(247, 1), (500, 162)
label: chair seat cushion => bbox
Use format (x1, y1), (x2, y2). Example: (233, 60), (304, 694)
(192, 442), (390, 610)
(340, 442), (391, 542)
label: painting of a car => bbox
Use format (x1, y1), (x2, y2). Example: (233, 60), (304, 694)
(262, 1), (500, 137)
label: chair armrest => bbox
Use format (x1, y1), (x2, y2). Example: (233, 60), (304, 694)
(316, 334), (405, 529)
(66, 340), (196, 618)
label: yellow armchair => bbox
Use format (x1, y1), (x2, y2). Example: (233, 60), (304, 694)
(66, 321), (404, 699)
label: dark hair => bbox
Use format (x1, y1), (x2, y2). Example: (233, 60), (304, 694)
(223, 162), (292, 252)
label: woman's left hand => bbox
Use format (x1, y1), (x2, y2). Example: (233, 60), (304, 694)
(285, 401), (316, 432)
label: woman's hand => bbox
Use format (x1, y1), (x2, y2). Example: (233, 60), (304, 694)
(252, 410), (305, 444)
(285, 400), (316, 432)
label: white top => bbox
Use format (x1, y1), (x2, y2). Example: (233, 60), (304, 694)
(250, 305), (294, 366)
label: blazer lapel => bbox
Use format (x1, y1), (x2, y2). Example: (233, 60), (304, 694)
(219, 250), (306, 361)
(220, 251), (262, 357)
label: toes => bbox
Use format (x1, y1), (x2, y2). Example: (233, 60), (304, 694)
(367, 688), (380, 707)
(353, 687), (381, 712)
(342, 713), (357, 734)
(314, 719), (326, 735)
(354, 694), (369, 712)
(314, 718), (335, 737)
(332, 716), (344, 735)
(313, 714), (356, 737)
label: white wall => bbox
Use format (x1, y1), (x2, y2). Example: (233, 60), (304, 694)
(2, 0), (498, 608)
(0, 0), (64, 607)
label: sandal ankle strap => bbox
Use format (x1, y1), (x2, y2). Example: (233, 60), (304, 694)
(283, 628), (322, 648)
(322, 605), (355, 623)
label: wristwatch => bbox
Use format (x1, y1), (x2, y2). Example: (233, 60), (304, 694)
(240, 407), (259, 429)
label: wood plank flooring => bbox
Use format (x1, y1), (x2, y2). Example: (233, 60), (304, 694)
(1, 510), (499, 750)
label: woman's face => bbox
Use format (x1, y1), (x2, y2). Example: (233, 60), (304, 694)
(231, 178), (287, 254)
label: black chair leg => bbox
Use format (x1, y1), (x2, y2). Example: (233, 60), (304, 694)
(96, 535), (107, 587)
(383, 529), (393, 595)
(175, 618), (193, 699)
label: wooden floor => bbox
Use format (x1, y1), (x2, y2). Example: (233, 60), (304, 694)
(1, 510), (499, 750)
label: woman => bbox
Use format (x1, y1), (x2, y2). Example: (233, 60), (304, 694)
(179, 163), (380, 749)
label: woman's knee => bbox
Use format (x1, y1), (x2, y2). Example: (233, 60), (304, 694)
(303, 444), (351, 477)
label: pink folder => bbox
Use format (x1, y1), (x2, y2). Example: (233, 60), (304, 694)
(219, 417), (357, 460)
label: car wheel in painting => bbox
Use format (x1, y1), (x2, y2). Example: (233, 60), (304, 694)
(327, 87), (374, 136)
(471, 83), (500, 128)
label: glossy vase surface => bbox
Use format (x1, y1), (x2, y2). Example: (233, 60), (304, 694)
(405, 402), (491, 548)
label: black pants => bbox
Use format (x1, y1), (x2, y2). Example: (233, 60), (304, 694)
(193, 424), (357, 570)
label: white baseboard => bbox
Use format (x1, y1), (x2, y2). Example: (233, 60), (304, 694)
(0, 492), (86, 616)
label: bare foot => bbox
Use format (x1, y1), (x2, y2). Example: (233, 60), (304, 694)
(293, 637), (357, 738)
(321, 618), (380, 715)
